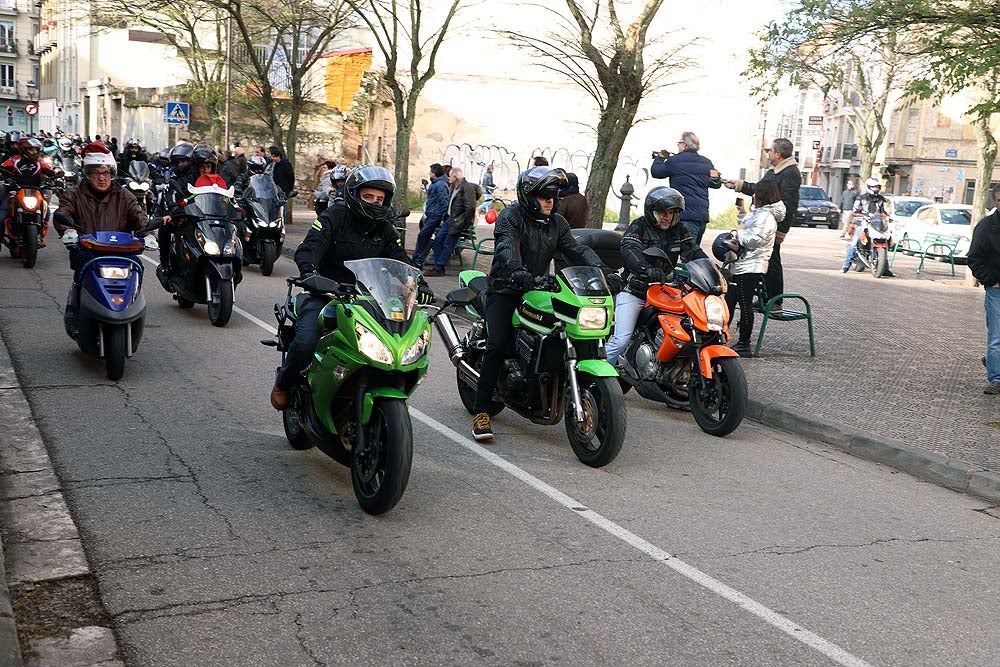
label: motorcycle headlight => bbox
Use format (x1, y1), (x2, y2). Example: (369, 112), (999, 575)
(98, 266), (131, 279)
(401, 329), (430, 365)
(577, 306), (607, 330)
(355, 323), (394, 365)
(139, 183), (150, 191)
(128, 182), (140, 190)
(223, 232), (240, 255)
(20, 194), (39, 210)
(705, 295), (726, 332)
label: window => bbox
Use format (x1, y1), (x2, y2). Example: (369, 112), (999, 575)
(0, 21), (12, 49)
(0, 63), (13, 88)
(915, 207), (936, 222)
(904, 108), (920, 146)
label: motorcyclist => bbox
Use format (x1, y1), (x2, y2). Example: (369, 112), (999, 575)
(469, 166), (622, 442)
(233, 154), (268, 199)
(53, 142), (152, 336)
(330, 165), (348, 202)
(0, 138), (61, 246)
(236, 155), (284, 243)
(156, 141), (196, 271)
(605, 186), (707, 367)
(270, 165), (434, 410)
(117, 138), (149, 176)
(842, 176), (893, 275)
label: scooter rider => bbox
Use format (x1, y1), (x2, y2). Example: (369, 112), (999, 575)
(156, 142), (194, 270)
(470, 166), (623, 442)
(53, 142), (152, 336)
(270, 165), (434, 410)
(117, 138), (149, 176)
(605, 186), (707, 366)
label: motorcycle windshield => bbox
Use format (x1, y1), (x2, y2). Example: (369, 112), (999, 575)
(344, 258), (424, 323)
(559, 265), (609, 296)
(248, 174), (279, 199)
(186, 193), (231, 219)
(868, 216), (888, 233)
(683, 257), (725, 295)
(129, 161), (150, 182)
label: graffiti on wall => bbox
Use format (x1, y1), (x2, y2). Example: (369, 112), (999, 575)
(441, 144), (522, 190)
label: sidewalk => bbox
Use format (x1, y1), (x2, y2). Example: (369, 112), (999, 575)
(284, 214), (1000, 501)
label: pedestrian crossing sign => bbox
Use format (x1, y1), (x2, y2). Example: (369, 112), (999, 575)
(165, 101), (190, 126)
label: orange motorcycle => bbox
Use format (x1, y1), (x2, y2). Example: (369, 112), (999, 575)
(614, 250), (747, 436)
(2, 179), (54, 268)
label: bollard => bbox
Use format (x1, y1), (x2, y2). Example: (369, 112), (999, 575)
(614, 176), (635, 231)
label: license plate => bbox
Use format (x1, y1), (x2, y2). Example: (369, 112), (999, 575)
(811, 215), (826, 221)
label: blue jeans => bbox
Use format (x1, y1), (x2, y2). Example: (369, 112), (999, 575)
(842, 225), (863, 268)
(412, 217), (443, 267)
(433, 222), (461, 271)
(986, 287), (1000, 384)
(606, 291), (645, 365)
(682, 220), (707, 246)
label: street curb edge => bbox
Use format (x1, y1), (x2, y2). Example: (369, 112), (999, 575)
(749, 398), (1000, 504)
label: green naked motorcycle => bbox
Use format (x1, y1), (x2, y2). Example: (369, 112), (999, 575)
(430, 266), (626, 467)
(263, 258), (431, 514)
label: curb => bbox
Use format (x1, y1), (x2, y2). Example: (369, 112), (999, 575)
(748, 398), (1000, 504)
(0, 537), (22, 667)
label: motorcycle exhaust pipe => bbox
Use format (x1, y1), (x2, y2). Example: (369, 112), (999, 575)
(432, 311), (465, 364)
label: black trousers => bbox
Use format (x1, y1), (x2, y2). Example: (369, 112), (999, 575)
(276, 295), (326, 388)
(474, 292), (520, 412)
(764, 243), (783, 305)
(725, 272), (762, 344)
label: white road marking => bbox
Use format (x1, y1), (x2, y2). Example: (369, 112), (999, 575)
(218, 268), (875, 667)
(139, 254), (277, 333)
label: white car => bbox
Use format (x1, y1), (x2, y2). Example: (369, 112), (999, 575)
(885, 195), (933, 238)
(895, 203), (973, 259)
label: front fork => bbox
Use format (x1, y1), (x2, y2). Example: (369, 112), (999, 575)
(564, 331), (586, 423)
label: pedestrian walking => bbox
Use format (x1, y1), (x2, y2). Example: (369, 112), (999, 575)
(839, 179), (858, 234)
(650, 131), (722, 245)
(477, 164), (496, 215)
(966, 184), (1000, 395)
(724, 138), (800, 314)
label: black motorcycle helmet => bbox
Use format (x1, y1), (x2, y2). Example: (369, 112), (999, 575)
(516, 166), (567, 218)
(344, 165), (395, 224)
(125, 138), (142, 154)
(191, 144), (218, 173)
(712, 231), (740, 263)
(169, 142), (194, 175)
(644, 186), (685, 226)
(247, 155), (267, 175)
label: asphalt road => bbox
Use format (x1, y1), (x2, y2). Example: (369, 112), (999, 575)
(1, 242), (999, 667)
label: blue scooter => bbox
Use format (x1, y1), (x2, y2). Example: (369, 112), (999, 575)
(63, 224), (157, 380)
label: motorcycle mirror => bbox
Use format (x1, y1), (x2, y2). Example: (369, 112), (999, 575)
(445, 287), (477, 306)
(396, 209), (411, 219)
(301, 274), (340, 294)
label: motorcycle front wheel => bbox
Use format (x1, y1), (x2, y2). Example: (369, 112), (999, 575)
(21, 224), (38, 269)
(352, 398), (412, 515)
(565, 375), (626, 468)
(872, 247), (888, 278)
(104, 324), (127, 381)
(690, 357), (747, 437)
(207, 275), (234, 327)
(260, 242), (276, 276)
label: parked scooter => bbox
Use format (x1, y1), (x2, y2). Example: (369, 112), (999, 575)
(849, 213), (893, 278)
(239, 173), (285, 276)
(1, 175), (59, 268)
(614, 249), (747, 436)
(155, 182), (243, 326)
(263, 259), (432, 515)
(62, 220), (159, 380)
(431, 266), (626, 467)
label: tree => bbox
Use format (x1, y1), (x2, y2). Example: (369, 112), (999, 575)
(742, 0), (919, 191)
(345, 0), (464, 199)
(213, 0), (357, 161)
(503, 1), (692, 228)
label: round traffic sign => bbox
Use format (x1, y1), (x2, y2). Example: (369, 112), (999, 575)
(24, 103), (38, 117)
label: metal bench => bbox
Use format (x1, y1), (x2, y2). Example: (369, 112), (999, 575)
(453, 226), (495, 269)
(751, 282), (816, 358)
(916, 232), (964, 276)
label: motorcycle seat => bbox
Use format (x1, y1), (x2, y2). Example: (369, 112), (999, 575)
(467, 276), (489, 316)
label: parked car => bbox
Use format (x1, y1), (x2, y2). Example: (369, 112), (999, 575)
(885, 195), (933, 238)
(794, 186), (839, 228)
(895, 203), (973, 260)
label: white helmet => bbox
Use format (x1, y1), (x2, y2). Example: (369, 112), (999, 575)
(80, 142), (118, 177)
(865, 177), (881, 189)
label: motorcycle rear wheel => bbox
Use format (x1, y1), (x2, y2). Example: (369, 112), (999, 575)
(690, 357), (746, 437)
(21, 224), (38, 269)
(456, 362), (504, 416)
(283, 387), (313, 450)
(565, 375), (626, 468)
(352, 398), (412, 515)
(852, 254), (866, 272)
(104, 324), (127, 382)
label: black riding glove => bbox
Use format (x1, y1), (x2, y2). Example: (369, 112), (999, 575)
(604, 272), (624, 295)
(644, 267), (666, 284)
(511, 269), (534, 292)
(418, 284), (435, 305)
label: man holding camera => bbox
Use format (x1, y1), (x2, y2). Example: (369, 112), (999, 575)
(650, 131), (722, 245)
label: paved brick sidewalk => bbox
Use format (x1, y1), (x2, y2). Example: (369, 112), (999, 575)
(286, 213), (1000, 491)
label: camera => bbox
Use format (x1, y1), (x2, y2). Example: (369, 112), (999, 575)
(651, 149), (671, 160)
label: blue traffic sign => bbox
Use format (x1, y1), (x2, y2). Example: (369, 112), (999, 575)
(165, 101), (190, 126)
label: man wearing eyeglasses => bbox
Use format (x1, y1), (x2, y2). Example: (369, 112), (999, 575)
(724, 138), (801, 314)
(650, 131), (722, 245)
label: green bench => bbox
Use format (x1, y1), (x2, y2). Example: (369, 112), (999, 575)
(453, 226), (495, 269)
(891, 232), (966, 275)
(751, 282), (816, 358)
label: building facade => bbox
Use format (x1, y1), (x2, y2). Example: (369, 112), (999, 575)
(0, 0), (41, 134)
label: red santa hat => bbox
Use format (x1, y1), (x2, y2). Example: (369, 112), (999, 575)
(81, 142), (117, 171)
(188, 173), (235, 198)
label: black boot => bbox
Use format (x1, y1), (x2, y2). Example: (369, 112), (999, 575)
(731, 341), (753, 358)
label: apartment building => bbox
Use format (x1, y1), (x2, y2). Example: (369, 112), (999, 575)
(0, 0), (41, 134)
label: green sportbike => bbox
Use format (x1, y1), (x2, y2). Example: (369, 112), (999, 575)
(264, 258), (431, 514)
(431, 266), (626, 467)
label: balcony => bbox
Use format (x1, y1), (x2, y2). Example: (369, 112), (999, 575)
(33, 30), (55, 55)
(840, 144), (859, 161)
(0, 85), (14, 98)
(0, 40), (15, 57)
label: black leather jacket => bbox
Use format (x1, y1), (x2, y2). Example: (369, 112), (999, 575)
(489, 203), (604, 293)
(294, 202), (410, 284)
(853, 192), (887, 214)
(620, 217), (707, 297)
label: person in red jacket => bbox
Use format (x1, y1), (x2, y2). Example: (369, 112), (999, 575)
(0, 137), (60, 245)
